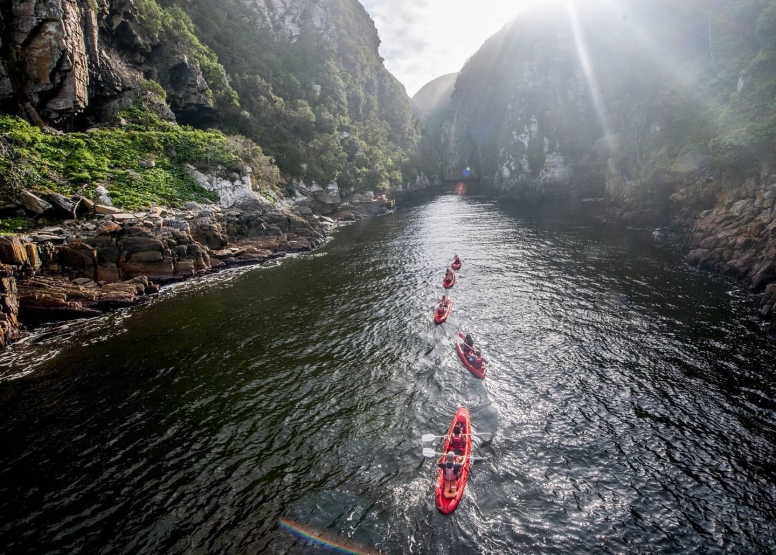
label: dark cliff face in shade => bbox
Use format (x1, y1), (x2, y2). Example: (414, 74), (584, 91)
(438, 0), (776, 309)
(0, 0), (225, 126)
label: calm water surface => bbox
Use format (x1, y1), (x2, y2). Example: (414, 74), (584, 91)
(0, 195), (775, 554)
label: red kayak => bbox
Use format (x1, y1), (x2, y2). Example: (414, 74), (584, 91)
(435, 407), (472, 514)
(456, 333), (486, 379)
(434, 300), (452, 324)
(451, 258), (461, 270)
(443, 271), (456, 289)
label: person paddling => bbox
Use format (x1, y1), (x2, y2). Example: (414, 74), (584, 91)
(437, 294), (450, 315)
(449, 423), (465, 455)
(462, 334), (483, 368)
(437, 451), (464, 499)
(453, 254), (461, 266)
(445, 268), (454, 282)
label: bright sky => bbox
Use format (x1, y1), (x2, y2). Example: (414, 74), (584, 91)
(360, 0), (525, 97)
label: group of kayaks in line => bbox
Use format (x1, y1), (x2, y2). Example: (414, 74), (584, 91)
(427, 255), (488, 514)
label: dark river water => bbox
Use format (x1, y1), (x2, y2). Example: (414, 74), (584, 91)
(1, 195), (775, 554)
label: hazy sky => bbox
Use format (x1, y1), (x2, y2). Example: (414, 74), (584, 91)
(360, 0), (524, 97)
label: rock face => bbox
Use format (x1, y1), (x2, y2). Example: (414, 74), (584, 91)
(185, 165), (265, 210)
(673, 163), (776, 293)
(247, 0), (336, 41)
(0, 265), (20, 350)
(442, 9), (605, 201)
(0, 0), (215, 125)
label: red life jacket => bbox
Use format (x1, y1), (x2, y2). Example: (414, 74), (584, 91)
(450, 433), (464, 450)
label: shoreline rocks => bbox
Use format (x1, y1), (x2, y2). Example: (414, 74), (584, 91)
(0, 184), (409, 350)
(604, 159), (776, 326)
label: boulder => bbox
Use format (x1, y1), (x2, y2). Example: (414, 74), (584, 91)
(30, 234), (66, 244)
(78, 197), (95, 210)
(750, 261), (776, 292)
(96, 186), (113, 206)
(20, 190), (53, 215)
(24, 243), (41, 271)
(687, 249), (710, 266)
(95, 204), (121, 215)
(96, 222), (122, 235)
(59, 243), (97, 278)
(0, 236), (29, 266)
(48, 193), (75, 213)
(112, 213), (138, 223)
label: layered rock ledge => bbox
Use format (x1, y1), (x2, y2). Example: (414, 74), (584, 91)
(0, 181), (399, 349)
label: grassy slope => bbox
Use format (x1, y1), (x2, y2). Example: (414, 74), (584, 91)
(0, 104), (280, 211)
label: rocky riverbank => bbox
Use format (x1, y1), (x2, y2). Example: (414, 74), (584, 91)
(0, 183), (401, 350)
(604, 156), (776, 325)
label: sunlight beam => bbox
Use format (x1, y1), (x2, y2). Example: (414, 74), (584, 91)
(567, 1), (613, 147)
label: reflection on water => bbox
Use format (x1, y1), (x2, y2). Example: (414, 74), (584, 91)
(0, 195), (774, 554)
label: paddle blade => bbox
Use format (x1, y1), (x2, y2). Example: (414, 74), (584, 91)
(421, 434), (438, 443)
(422, 448), (437, 458)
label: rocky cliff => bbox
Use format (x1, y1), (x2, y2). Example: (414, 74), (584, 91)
(437, 0), (776, 321)
(0, 168), (398, 344)
(0, 0), (231, 126)
(156, 0), (424, 193)
(0, 0), (426, 194)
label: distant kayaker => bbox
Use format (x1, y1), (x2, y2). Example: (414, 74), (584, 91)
(437, 451), (464, 499)
(445, 268), (454, 282)
(453, 255), (461, 265)
(437, 295), (450, 311)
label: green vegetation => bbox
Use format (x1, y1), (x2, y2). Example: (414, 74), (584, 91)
(155, 0), (421, 193)
(134, 0), (239, 112)
(0, 105), (280, 210)
(0, 217), (33, 235)
(140, 79), (167, 101)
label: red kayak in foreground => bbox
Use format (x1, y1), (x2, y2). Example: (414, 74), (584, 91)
(456, 333), (486, 379)
(451, 258), (461, 270)
(434, 300), (452, 324)
(435, 407), (472, 514)
(443, 271), (456, 289)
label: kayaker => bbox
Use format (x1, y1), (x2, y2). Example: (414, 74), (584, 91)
(463, 334), (482, 366)
(449, 424), (465, 455)
(453, 254), (461, 265)
(445, 268), (454, 282)
(437, 451), (464, 499)
(437, 294), (450, 310)
(464, 334), (474, 349)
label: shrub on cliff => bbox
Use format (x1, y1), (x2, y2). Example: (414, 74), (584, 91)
(0, 106), (281, 210)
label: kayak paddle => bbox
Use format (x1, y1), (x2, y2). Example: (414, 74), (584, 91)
(422, 448), (489, 461)
(421, 432), (493, 443)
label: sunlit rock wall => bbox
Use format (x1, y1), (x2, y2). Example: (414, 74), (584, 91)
(442, 10), (605, 201)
